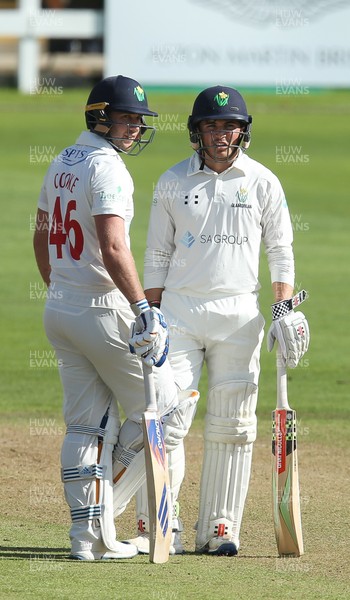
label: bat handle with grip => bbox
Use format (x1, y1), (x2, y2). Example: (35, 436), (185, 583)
(276, 346), (291, 410)
(142, 363), (158, 412)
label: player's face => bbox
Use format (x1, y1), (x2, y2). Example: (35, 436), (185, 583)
(198, 119), (244, 167)
(108, 111), (143, 152)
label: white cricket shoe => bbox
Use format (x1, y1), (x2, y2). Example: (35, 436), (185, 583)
(70, 541), (138, 560)
(126, 517), (185, 556)
(171, 516), (185, 555)
(125, 533), (150, 555)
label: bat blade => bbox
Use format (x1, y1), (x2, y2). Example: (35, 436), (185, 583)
(142, 364), (171, 564)
(272, 407), (304, 557)
(142, 411), (171, 563)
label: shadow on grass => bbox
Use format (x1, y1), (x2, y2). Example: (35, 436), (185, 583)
(0, 546), (69, 560)
(0, 545), (277, 561)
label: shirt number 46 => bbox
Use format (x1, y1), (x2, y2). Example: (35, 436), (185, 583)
(49, 196), (84, 260)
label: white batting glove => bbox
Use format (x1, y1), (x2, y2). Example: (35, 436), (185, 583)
(267, 290), (310, 368)
(129, 300), (169, 367)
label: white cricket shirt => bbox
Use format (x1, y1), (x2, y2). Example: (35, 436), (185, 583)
(38, 131), (134, 294)
(144, 150), (294, 298)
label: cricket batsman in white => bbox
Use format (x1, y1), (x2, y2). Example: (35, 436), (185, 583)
(33, 75), (199, 560)
(129, 85), (310, 556)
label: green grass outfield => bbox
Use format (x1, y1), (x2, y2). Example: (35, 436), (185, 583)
(0, 88), (349, 599)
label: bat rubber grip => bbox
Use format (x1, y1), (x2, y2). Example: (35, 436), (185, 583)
(142, 364), (158, 412)
(276, 347), (290, 410)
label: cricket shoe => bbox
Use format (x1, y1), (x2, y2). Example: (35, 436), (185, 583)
(171, 501), (185, 554)
(70, 541), (138, 560)
(171, 512), (185, 554)
(126, 517), (185, 555)
(195, 538), (239, 557)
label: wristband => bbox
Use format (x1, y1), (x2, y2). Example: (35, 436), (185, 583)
(271, 289), (308, 320)
(149, 301), (161, 309)
(130, 298), (150, 316)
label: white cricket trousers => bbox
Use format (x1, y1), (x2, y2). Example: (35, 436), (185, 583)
(43, 293), (177, 555)
(44, 297), (176, 424)
(160, 291), (265, 551)
(161, 291), (265, 390)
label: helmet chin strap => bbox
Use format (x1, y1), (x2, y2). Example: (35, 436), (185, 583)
(197, 140), (241, 165)
(106, 136), (147, 157)
(89, 111), (155, 157)
(192, 130), (247, 165)
(92, 126), (155, 157)
(202, 144), (240, 164)
(106, 134), (139, 155)
(90, 128), (141, 156)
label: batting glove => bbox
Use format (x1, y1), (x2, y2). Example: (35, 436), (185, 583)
(267, 290), (310, 368)
(129, 301), (169, 367)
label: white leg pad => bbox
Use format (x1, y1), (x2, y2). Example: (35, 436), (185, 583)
(113, 389), (199, 517)
(62, 404), (135, 556)
(97, 406), (126, 552)
(195, 380), (257, 552)
(61, 430), (103, 556)
(112, 419), (144, 517)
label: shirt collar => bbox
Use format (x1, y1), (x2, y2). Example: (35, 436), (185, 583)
(188, 149), (247, 176)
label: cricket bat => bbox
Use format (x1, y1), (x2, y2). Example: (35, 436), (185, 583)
(272, 347), (304, 557)
(142, 363), (172, 563)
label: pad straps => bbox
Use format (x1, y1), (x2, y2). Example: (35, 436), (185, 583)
(66, 424), (106, 437)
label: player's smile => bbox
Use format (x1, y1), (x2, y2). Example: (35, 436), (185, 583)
(196, 119), (245, 168)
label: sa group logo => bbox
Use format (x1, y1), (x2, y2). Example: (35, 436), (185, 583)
(180, 231), (196, 248)
(200, 234), (248, 245)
